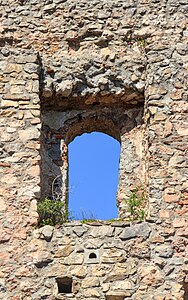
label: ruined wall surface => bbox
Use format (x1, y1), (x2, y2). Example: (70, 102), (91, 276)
(4, 221), (187, 300)
(0, 0), (188, 299)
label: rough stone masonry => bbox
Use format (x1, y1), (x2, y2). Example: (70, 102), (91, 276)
(0, 0), (188, 299)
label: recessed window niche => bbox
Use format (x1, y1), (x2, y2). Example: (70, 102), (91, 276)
(84, 249), (100, 264)
(105, 292), (127, 300)
(89, 252), (97, 259)
(41, 105), (145, 220)
(56, 277), (72, 294)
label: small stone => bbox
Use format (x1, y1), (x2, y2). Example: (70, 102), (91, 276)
(55, 245), (74, 257)
(43, 3), (56, 13)
(26, 165), (40, 177)
(56, 80), (73, 97)
(163, 121), (173, 137)
(173, 218), (187, 228)
(155, 244), (173, 258)
(138, 263), (164, 287)
(164, 193), (179, 203)
(3, 93), (30, 100)
(176, 227), (188, 237)
(30, 109), (40, 117)
(170, 89), (183, 100)
(131, 74), (139, 82)
(106, 290), (132, 299)
(89, 225), (114, 237)
(71, 265), (87, 278)
(54, 0), (67, 3)
(82, 277), (99, 288)
(1, 100), (19, 108)
(6, 127), (16, 133)
(111, 280), (133, 290)
(135, 223), (151, 239)
(153, 112), (166, 121)
(135, 81), (145, 92)
(149, 232), (165, 243)
(0, 228), (10, 243)
(159, 210), (170, 219)
(101, 249), (125, 263)
(19, 128), (39, 141)
(0, 278), (6, 292)
(120, 227), (137, 240)
(10, 85), (25, 94)
(17, 110), (24, 120)
(131, 241), (150, 259)
(73, 226), (88, 237)
(84, 288), (101, 298)
(42, 77), (54, 98)
(5, 63), (22, 73)
(33, 250), (53, 267)
(40, 225), (54, 242)
(0, 199), (6, 211)
(175, 123), (188, 136)
(30, 118), (40, 125)
(66, 253), (84, 265)
(24, 63), (39, 74)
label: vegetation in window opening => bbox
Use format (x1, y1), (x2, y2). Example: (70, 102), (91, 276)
(37, 175), (73, 227)
(127, 187), (146, 221)
(37, 197), (72, 227)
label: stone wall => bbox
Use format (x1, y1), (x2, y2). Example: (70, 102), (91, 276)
(4, 221), (186, 300)
(0, 0), (188, 299)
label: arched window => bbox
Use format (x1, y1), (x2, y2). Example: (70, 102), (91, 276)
(68, 132), (120, 220)
(41, 106), (144, 220)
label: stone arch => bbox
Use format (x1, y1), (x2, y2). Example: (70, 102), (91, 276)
(64, 117), (121, 145)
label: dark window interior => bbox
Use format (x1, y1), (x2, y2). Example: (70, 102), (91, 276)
(89, 252), (97, 259)
(184, 282), (188, 300)
(56, 277), (72, 294)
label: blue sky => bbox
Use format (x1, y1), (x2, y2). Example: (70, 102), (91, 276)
(68, 132), (120, 220)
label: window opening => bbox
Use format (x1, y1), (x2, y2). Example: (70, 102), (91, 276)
(68, 132), (120, 220)
(89, 252), (97, 259)
(184, 281), (188, 300)
(56, 277), (72, 294)
(84, 249), (100, 264)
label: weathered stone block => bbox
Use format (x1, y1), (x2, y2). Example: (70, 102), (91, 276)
(40, 225), (54, 241)
(19, 128), (39, 141)
(120, 227), (137, 240)
(56, 80), (73, 97)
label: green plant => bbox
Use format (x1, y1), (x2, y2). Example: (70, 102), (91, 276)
(127, 187), (146, 221)
(81, 219), (97, 224)
(127, 37), (147, 50)
(137, 38), (147, 48)
(108, 217), (124, 222)
(74, 209), (98, 223)
(37, 197), (72, 227)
